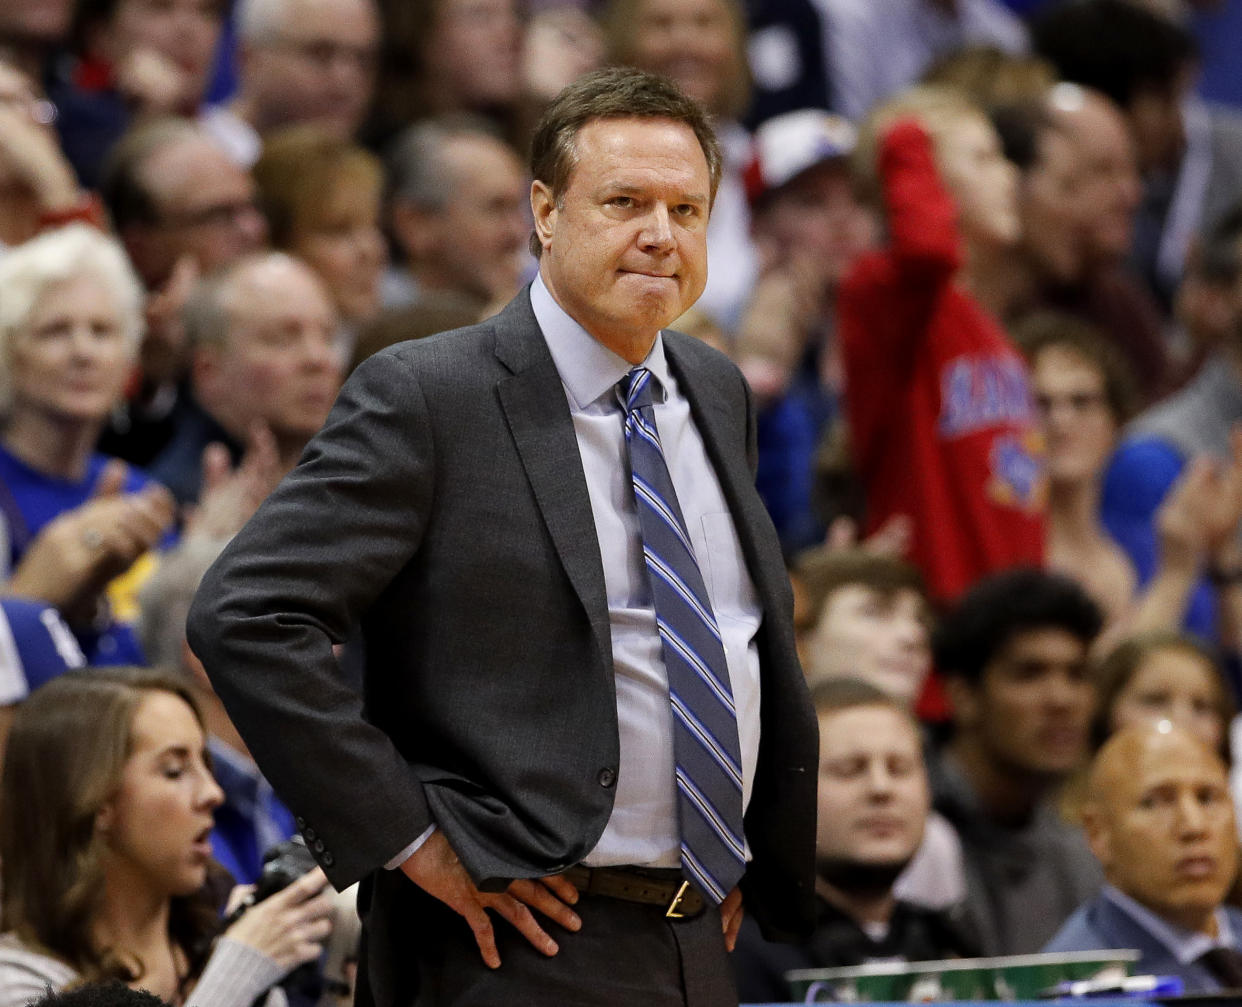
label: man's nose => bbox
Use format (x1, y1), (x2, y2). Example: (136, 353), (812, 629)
(1175, 792), (1210, 835)
(639, 205), (675, 251)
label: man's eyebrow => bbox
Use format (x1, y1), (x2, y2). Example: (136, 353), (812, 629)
(598, 183), (709, 204)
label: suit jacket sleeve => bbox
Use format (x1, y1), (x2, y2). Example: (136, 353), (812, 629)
(186, 350), (438, 889)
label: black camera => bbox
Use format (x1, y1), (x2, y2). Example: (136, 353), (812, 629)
(254, 837), (319, 902)
(224, 837), (324, 1006)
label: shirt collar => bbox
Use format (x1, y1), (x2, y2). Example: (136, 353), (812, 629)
(529, 272), (672, 411)
(1102, 884), (1234, 965)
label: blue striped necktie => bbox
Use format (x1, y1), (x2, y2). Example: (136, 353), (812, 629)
(619, 366), (746, 904)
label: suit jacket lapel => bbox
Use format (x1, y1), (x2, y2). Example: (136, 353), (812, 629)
(492, 291), (614, 673)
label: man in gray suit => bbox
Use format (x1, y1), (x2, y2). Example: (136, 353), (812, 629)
(187, 67), (816, 1006)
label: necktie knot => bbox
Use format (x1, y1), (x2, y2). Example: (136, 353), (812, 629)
(620, 366), (655, 414)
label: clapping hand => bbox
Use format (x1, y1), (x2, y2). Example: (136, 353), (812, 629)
(7, 460), (175, 622)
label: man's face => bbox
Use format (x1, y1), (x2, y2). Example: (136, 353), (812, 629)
(243, 0), (378, 137)
(752, 162), (877, 288)
(1031, 344), (1118, 487)
(1088, 729), (1237, 932)
(423, 0), (521, 109)
(100, 0), (222, 111)
(409, 134), (529, 303)
(138, 137), (267, 283)
(802, 585), (931, 708)
(1020, 127), (1088, 284)
(197, 258), (342, 443)
(934, 112), (1020, 249)
(954, 627), (1094, 779)
(628, 0), (738, 115)
(533, 117), (711, 359)
(1060, 95), (1141, 267)
(816, 705), (929, 869)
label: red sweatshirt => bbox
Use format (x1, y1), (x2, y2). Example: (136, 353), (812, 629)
(839, 119), (1045, 604)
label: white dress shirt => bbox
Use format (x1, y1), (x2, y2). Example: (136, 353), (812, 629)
(531, 274), (763, 868)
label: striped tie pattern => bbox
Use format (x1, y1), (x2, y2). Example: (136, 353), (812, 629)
(619, 366), (746, 904)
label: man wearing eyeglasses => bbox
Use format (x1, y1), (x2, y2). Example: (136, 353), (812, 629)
(202, 0), (379, 168)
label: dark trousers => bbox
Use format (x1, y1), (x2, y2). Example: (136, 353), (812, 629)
(410, 889), (739, 1006)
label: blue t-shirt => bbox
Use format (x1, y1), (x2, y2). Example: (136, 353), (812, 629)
(1101, 437), (1216, 640)
(0, 446), (166, 665)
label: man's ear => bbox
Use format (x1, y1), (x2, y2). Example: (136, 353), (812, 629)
(944, 674), (980, 731)
(192, 346), (223, 408)
(96, 799), (115, 835)
(530, 180), (557, 254)
(1082, 803), (1111, 871)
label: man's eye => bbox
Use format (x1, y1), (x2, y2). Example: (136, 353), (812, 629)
(609, 197), (633, 208)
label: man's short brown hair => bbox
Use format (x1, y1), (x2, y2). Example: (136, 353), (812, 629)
(527, 66), (723, 257)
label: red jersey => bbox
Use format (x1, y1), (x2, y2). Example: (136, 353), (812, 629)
(839, 120), (1045, 604)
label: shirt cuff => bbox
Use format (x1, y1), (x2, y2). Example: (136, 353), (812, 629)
(384, 824), (436, 870)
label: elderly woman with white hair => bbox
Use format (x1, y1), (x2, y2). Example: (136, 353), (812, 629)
(0, 224), (175, 663)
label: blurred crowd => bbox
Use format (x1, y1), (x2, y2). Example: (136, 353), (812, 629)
(4, 0), (1242, 1002)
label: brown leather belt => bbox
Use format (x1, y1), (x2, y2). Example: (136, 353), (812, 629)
(563, 865), (706, 919)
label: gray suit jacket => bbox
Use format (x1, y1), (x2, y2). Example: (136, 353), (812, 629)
(1044, 893), (1242, 993)
(186, 288), (817, 1003)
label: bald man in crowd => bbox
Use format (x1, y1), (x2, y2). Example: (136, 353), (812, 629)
(1045, 724), (1242, 992)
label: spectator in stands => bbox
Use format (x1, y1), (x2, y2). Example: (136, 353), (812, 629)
(382, 116), (529, 315)
(933, 568), (1104, 954)
(148, 252), (342, 505)
(840, 85), (1042, 604)
(99, 118), (267, 465)
(795, 547), (931, 705)
(604, 0), (756, 332)
(138, 538), (295, 885)
(817, 0), (1027, 124)
(1016, 311), (1227, 642)
(0, 225), (175, 663)
(794, 547), (965, 911)
(0, 667), (334, 1007)
(366, 0), (522, 149)
(1101, 205), (1242, 647)
(0, 0), (73, 79)
(0, 59), (101, 252)
(732, 679), (978, 1003)
(994, 85), (1173, 406)
(253, 125), (385, 354)
(1045, 723), (1242, 992)
(1034, 0), (1242, 311)
(1093, 631), (1233, 760)
(204, 0), (380, 168)
(736, 110), (876, 551)
(46, 0), (225, 189)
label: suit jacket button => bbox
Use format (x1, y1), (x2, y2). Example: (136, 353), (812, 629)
(597, 768), (616, 788)
(321, 851), (335, 867)
(304, 828), (317, 841)
(313, 839), (326, 853)
(296, 817), (307, 829)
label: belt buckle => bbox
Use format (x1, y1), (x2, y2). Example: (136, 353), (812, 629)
(665, 879), (692, 919)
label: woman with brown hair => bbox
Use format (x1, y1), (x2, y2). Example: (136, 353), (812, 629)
(1092, 631), (1235, 759)
(252, 125), (386, 346)
(0, 668), (333, 1007)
